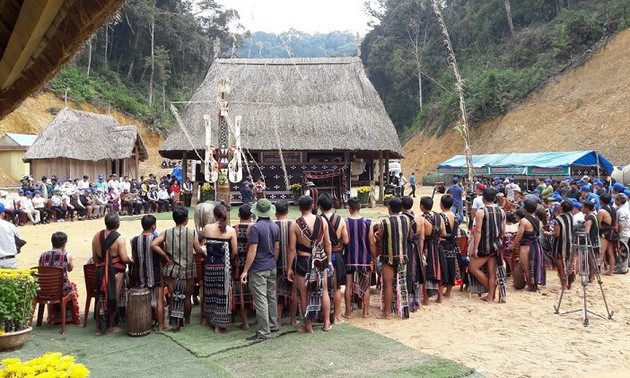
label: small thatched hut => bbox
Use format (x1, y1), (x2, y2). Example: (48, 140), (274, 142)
(160, 57), (402, 201)
(0, 0), (126, 119)
(24, 108), (147, 180)
(0, 133), (36, 180)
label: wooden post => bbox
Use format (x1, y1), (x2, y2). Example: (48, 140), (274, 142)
(182, 153), (188, 182)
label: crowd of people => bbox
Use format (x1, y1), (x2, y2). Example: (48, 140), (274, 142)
(0, 173), (195, 226)
(2, 172), (628, 338)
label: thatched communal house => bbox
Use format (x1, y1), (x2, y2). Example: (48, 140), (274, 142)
(24, 108), (147, 180)
(160, 57), (402, 201)
(0, 1), (125, 119)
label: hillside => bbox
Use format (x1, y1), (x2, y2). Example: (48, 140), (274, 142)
(0, 92), (164, 185)
(402, 27), (630, 177)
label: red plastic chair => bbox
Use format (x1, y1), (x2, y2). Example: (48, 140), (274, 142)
(32, 266), (72, 334)
(82, 264), (99, 327)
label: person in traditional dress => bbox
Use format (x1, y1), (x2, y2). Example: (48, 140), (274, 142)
(200, 204), (237, 333)
(401, 196), (423, 311)
(92, 213), (132, 334)
(39, 232), (81, 325)
(581, 201), (600, 281)
(233, 205), (254, 330)
(439, 195), (460, 299)
(240, 199), (281, 341)
(304, 181), (319, 215)
(275, 200), (296, 326)
(470, 187), (506, 302)
(598, 193), (618, 275)
(152, 207), (204, 331)
(343, 197), (376, 319)
(374, 197), (410, 319)
(318, 193), (348, 324)
(287, 195), (332, 333)
(131, 215), (171, 331)
(553, 200), (575, 289)
(254, 178), (266, 200)
(419, 196), (446, 303)
(182, 178), (194, 208)
(512, 199), (546, 291)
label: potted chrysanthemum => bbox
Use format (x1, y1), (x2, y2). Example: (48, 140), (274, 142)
(200, 182), (215, 202)
(357, 186), (371, 204)
(0, 268), (37, 351)
(290, 183), (302, 203)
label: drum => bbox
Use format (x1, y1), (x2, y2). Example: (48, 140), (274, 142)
(127, 287), (152, 336)
(512, 263), (526, 290)
(614, 240), (629, 274)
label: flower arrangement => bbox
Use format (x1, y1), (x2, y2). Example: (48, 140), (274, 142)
(383, 194), (394, 204)
(200, 182), (215, 202)
(217, 173), (228, 187)
(0, 269), (37, 335)
(1, 352), (90, 377)
(290, 183), (302, 192)
(357, 186), (371, 204)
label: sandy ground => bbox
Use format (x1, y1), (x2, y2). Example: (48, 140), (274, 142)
(11, 189), (630, 377)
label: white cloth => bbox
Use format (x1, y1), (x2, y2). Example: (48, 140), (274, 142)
(78, 179), (91, 190)
(0, 197), (14, 210)
(157, 189), (170, 200)
(505, 183), (519, 202)
(617, 202), (630, 240)
(0, 218), (19, 268)
(572, 212), (585, 227)
(120, 181), (131, 193)
(471, 196), (484, 211)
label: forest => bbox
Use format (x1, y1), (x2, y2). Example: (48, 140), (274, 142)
(47, 0), (630, 139)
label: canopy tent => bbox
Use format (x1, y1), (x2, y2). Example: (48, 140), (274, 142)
(436, 151), (614, 176)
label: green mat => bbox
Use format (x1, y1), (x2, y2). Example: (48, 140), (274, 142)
(159, 322), (295, 357)
(1, 323), (479, 377)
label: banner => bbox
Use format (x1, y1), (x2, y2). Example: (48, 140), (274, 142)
(527, 166), (570, 176)
(488, 167), (527, 175)
(437, 167), (488, 175)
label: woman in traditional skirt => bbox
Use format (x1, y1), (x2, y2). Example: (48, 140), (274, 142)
(419, 196), (446, 304)
(202, 204), (237, 333)
(439, 195), (460, 299)
(38, 232), (80, 325)
(233, 205), (254, 329)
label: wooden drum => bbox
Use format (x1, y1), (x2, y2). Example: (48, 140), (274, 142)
(126, 287), (152, 336)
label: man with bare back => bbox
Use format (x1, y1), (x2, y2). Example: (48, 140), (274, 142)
(92, 212), (132, 334)
(598, 193), (618, 275)
(470, 187), (506, 302)
(287, 196), (332, 333)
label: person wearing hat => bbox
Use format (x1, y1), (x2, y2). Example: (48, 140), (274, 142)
(0, 190), (19, 226)
(107, 174), (120, 194)
(50, 189), (67, 222)
(0, 202), (22, 269)
(614, 193), (630, 273)
(541, 179), (554, 202)
(240, 198), (281, 340)
(593, 180), (606, 196)
(304, 181), (319, 215)
(448, 177), (464, 223)
(239, 180), (254, 207)
(182, 177), (194, 207)
(94, 174), (106, 192)
(22, 191), (41, 225)
(580, 185), (600, 211)
(612, 182), (626, 195)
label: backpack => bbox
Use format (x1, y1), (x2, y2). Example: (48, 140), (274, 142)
(296, 216), (327, 269)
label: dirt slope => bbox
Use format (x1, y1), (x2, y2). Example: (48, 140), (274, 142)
(403, 28), (630, 177)
(0, 92), (164, 185)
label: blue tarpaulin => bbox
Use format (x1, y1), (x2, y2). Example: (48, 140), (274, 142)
(171, 167), (183, 183)
(436, 150), (614, 175)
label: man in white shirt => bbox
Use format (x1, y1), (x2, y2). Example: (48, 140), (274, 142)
(21, 191), (41, 225)
(78, 175), (91, 190)
(0, 203), (21, 268)
(470, 183), (486, 221)
(614, 193), (630, 273)
(157, 184), (172, 212)
(120, 176), (132, 193)
(0, 190), (19, 225)
(398, 172), (408, 197)
(504, 178), (519, 202)
(108, 174), (121, 194)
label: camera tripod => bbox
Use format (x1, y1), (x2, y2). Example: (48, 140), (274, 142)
(554, 228), (614, 326)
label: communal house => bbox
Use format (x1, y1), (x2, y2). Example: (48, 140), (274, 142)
(159, 57), (403, 202)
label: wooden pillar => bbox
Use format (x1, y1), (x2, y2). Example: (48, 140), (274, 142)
(378, 151), (384, 202)
(181, 153), (188, 182)
(385, 152), (390, 201)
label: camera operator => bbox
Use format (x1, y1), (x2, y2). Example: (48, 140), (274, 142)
(582, 201), (600, 281)
(613, 193), (630, 273)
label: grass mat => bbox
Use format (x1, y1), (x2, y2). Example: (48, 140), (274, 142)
(211, 323), (475, 378)
(0, 325), (228, 377)
(1, 323), (478, 377)
(158, 322), (296, 357)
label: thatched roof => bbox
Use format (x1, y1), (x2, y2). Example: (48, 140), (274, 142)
(0, 0), (126, 119)
(23, 108), (148, 162)
(159, 57), (403, 159)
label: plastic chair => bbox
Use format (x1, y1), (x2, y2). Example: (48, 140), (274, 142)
(195, 253), (205, 323)
(83, 263), (99, 327)
(32, 266), (72, 334)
